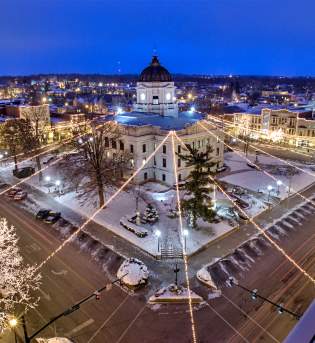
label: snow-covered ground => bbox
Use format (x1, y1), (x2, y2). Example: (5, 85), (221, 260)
(1, 149), (314, 259)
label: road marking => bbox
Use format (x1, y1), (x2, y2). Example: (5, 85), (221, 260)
(39, 288), (51, 301)
(65, 318), (94, 337)
(51, 269), (68, 276)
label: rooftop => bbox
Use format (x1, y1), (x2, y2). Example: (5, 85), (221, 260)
(101, 110), (204, 131)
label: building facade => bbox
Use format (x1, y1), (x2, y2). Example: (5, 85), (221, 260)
(104, 56), (224, 186)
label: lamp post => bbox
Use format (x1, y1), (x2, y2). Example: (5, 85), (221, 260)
(9, 317), (18, 343)
(276, 180), (282, 195)
(183, 229), (188, 252)
(55, 180), (61, 196)
(267, 185), (273, 209)
(155, 230), (161, 252)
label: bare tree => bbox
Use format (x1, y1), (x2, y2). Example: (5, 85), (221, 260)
(58, 122), (131, 207)
(0, 119), (25, 171)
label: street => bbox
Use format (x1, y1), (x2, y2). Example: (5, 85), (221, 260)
(0, 179), (314, 342)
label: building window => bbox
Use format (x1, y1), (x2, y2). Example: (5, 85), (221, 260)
(178, 159), (181, 167)
(178, 174), (182, 182)
(163, 145), (166, 154)
(163, 158), (167, 168)
(154, 157), (156, 166)
(178, 145), (181, 154)
(130, 144), (134, 153)
(105, 137), (109, 148)
(119, 140), (124, 150)
(192, 142), (195, 149)
(140, 93), (146, 101)
(153, 96), (159, 105)
(112, 139), (117, 149)
(142, 157), (146, 166)
(162, 174), (166, 182)
(142, 144), (146, 153)
(130, 158), (134, 167)
(216, 147), (220, 156)
(197, 140), (200, 148)
(144, 172), (148, 180)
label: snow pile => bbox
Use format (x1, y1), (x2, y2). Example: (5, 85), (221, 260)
(117, 258), (149, 288)
(149, 284), (203, 303)
(197, 268), (217, 289)
(36, 338), (74, 343)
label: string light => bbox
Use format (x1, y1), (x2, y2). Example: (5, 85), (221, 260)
(173, 132), (315, 286)
(208, 114), (315, 153)
(198, 121), (315, 208)
(208, 114), (315, 156)
(36, 131), (172, 271)
(171, 131), (197, 343)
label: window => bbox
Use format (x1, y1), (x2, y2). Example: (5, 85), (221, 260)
(119, 140), (124, 150)
(178, 174), (182, 182)
(216, 147), (220, 156)
(163, 145), (166, 154)
(197, 140), (200, 148)
(130, 159), (134, 167)
(130, 144), (134, 153)
(142, 144), (146, 153)
(166, 92), (171, 101)
(112, 139), (117, 149)
(178, 159), (181, 167)
(153, 96), (159, 105)
(144, 172), (148, 180)
(105, 137), (109, 148)
(178, 145), (181, 154)
(162, 174), (166, 182)
(192, 141), (195, 149)
(162, 158), (167, 168)
(142, 158), (146, 166)
(140, 93), (146, 101)
(154, 157), (156, 166)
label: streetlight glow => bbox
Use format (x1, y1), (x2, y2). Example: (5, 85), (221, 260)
(55, 180), (61, 186)
(9, 318), (17, 328)
(267, 185), (273, 191)
(155, 230), (161, 237)
(45, 176), (51, 182)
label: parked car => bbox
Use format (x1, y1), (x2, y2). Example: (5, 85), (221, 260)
(247, 162), (258, 170)
(217, 165), (227, 173)
(13, 190), (27, 201)
(44, 211), (61, 224)
(43, 156), (56, 164)
(13, 167), (35, 178)
(36, 209), (51, 220)
(6, 187), (22, 197)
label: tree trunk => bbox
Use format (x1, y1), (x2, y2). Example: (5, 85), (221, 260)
(14, 154), (18, 171)
(36, 155), (42, 181)
(96, 175), (105, 208)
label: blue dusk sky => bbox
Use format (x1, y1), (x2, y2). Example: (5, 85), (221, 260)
(1, 0), (315, 76)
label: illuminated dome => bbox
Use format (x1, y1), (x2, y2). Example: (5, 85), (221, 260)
(139, 56), (172, 82)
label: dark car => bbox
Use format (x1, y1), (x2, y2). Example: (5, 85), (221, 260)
(13, 167), (35, 178)
(43, 211), (61, 224)
(36, 209), (51, 220)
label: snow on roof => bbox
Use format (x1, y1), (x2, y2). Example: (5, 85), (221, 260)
(102, 110), (204, 131)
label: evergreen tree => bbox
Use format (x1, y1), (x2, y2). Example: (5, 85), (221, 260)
(178, 145), (217, 229)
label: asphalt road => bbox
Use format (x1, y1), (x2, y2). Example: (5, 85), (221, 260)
(0, 189), (314, 343)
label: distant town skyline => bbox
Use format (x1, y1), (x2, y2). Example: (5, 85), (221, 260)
(1, 0), (315, 76)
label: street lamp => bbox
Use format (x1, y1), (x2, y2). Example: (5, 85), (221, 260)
(9, 317), (18, 343)
(276, 180), (282, 195)
(267, 185), (273, 208)
(45, 176), (51, 182)
(155, 230), (161, 252)
(183, 229), (188, 251)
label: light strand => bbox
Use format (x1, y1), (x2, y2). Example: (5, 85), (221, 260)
(171, 131), (197, 343)
(207, 115), (315, 177)
(198, 121), (315, 209)
(36, 131), (172, 271)
(173, 133), (315, 286)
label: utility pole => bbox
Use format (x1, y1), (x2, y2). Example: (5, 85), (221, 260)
(228, 278), (301, 320)
(20, 274), (127, 342)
